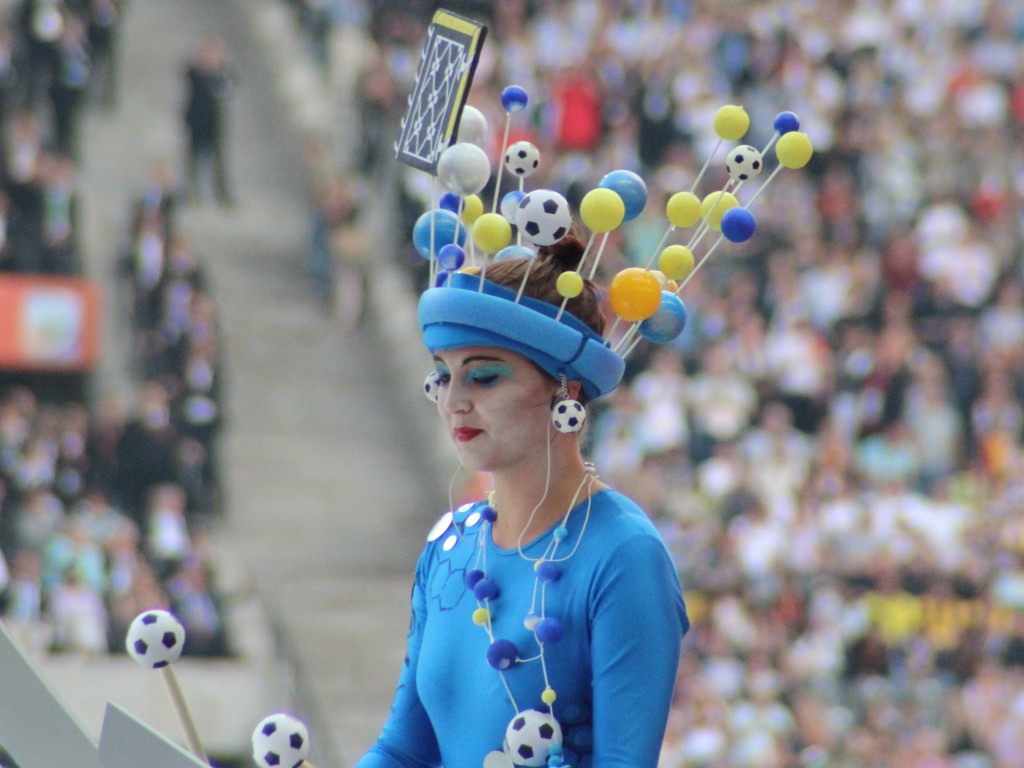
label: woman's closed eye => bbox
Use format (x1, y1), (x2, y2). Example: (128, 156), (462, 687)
(466, 364), (512, 387)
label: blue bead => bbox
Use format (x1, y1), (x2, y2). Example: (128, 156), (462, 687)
(473, 578), (499, 601)
(535, 617), (564, 643)
(486, 639), (518, 670)
(480, 504), (497, 522)
(464, 569), (485, 590)
(553, 525), (568, 541)
(438, 192), (462, 212)
(773, 111), (800, 135)
(413, 209), (466, 260)
(537, 561), (561, 583)
(598, 169), (648, 222)
(434, 269), (452, 287)
(499, 190), (526, 222)
(437, 243), (465, 271)
(720, 207), (756, 243)
(501, 85), (528, 113)
(639, 292), (687, 344)
(494, 244), (534, 263)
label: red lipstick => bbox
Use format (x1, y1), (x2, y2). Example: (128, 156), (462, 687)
(454, 427), (483, 442)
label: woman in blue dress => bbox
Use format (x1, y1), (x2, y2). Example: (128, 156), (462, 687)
(357, 232), (689, 768)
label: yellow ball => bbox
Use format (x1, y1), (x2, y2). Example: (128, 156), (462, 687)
(776, 131), (813, 169)
(666, 279), (679, 293)
(713, 105), (749, 141)
(541, 687), (557, 705)
(608, 268), (662, 322)
(580, 187), (625, 233)
(666, 191), (702, 228)
(659, 245), (695, 281)
(458, 266), (482, 275)
(556, 271), (584, 299)
(472, 212), (512, 253)
(472, 607), (490, 626)
(459, 194), (484, 224)
(701, 191), (739, 230)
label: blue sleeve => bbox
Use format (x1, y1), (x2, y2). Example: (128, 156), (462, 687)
(355, 550), (442, 768)
(589, 534), (687, 768)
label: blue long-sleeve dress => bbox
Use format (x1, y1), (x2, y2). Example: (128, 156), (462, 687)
(357, 489), (688, 768)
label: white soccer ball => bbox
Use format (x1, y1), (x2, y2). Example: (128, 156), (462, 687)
(504, 141), (540, 179)
(725, 145), (763, 182)
(125, 610), (185, 668)
(552, 400), (586, 433)
(515, 190), (572, 246)
(423, 370), (443, 403)
(252, 713), (310, 768)
(503, 710), (563, 767)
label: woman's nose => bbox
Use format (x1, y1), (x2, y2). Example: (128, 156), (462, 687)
(441, 378), (470, 414)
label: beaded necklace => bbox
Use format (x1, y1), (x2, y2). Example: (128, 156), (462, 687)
(463, 463), (598, 768)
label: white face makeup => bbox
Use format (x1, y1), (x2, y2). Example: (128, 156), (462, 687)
(432, 346), (558, 473)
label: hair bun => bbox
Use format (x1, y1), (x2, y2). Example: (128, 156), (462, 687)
(537, 230), (584, 273)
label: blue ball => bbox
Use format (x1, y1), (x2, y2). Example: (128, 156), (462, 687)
(774, 111), (800, 135)
(413, 209), (467, 260)
(486, 639), (518, 670)
(639, 292), (687, 344)
(473, 577), (499, 601)
(500, 189), (525, 221)
(480, 504), (497, 522)
(720, 207), (757, 243)
(494, 244), (534, 262)
(437, 243), (465, 271)
(500, 85), (528, 113)
(464, 569), (485, 590)
(535, 617), (564, 644)
(598, 169), (647, 221)
(438, 192), (462, 213)
(537, 561), (561, 583)
(434, 269), (452, 287)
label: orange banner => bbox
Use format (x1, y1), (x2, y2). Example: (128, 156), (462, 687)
(0, 274), (100, 371)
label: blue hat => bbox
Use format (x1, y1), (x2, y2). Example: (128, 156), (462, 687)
(419, 272), (625, 401)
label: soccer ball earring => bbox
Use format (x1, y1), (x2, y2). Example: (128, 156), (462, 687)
(551, 374), (586, 434)
(424, 370), (442, 403)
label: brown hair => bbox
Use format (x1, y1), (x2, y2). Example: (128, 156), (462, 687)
(484, 230), (606, 336)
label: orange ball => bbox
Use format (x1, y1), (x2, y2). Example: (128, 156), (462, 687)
(608, 268), (662, 322)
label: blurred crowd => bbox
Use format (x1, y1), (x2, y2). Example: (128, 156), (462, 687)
(0, 0), (121, 275)
(343, 0), (1024, 766)
(0, 0), (231, 660)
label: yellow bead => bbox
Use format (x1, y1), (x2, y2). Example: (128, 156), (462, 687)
(459, 266), (481, 275)
(700, 191), (739, 231)
(472, 607), (490, 626)
(472, 212), (512, 253)
(665, 191), (702, 228)
(579, 187), (625, 233)
(542, 687), (557, 705)
(713, 105), (749, 141)
(659, 245), (694, 281)
(460, 194), (484, 224)
(775, 131), (813, 169)
(556, 271), (584, 299)
(488, 490), (497, 506)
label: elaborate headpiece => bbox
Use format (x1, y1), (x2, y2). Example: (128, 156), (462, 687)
(408, 89), (812, 403)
